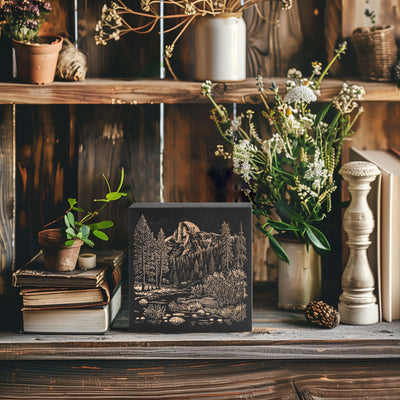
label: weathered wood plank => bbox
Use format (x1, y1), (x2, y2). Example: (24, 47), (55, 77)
(15, 105), (75, 266)
(76, 104), (160, 249)
(0, 105), (15, 294)
(245, 0), (305, 77)
(1, 300), (400, 360)
(79, 0), (159, 79)
(0, 79), (399, 105)
(164, 104), (234, 203)
(0, 360), (399, 399)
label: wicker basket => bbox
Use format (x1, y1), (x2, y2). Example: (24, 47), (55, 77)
(351, 25), (398, 82)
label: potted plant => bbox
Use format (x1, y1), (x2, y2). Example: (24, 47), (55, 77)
(202, 42), (366, 309)
(38, 168), (127, 272)
(94, 0), (293, 81)
(351, 7), (397, 82)
(0, 0), (63, 84)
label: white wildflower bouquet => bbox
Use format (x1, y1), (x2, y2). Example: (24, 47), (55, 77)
(202, 42), (365, 262)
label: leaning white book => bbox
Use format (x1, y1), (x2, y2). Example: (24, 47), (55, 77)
(22, 285), (122, 334)
(350, 147), (400, 322)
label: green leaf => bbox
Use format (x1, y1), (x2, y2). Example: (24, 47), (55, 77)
(268, 234), (290, 264)
(255, 222), (290, 263)
(64, 214), (70, 228)
(305, 225), (331, 252)
(106, 192), (123, 201)
(65, 227), (76, 237)
(79, 224), (90, 238)
(72, 206), (85, 212)
(314, 102), (332, 128)
(275, 202), (303, 224)
(68, 198), (77, 208)
(65, 239), (75, 247)
(267, 219), (299, 232)
(82, 238), (95, 247)
(93, 230), (109, 241)
(90, 221), (113, 230)
(65, 211), (75, 229)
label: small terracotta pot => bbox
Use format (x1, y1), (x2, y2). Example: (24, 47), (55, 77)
(12, 35), (63, 84)
(38, 228), (83, 272)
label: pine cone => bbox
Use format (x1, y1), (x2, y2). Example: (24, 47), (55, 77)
(304, 301), (340, 329)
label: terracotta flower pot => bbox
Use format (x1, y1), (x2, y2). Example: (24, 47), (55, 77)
(12, 35), (63, 84)
(38, 228), (83, 272)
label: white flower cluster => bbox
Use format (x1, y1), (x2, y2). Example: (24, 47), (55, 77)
(304, 153), (329, 191)
(233, 140), (258, 183)
(287, 68), (302, 79)
(284, 85), (317, 104)
(333, 82), (365, 114)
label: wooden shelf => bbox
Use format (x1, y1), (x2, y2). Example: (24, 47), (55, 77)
(1, 305), (400, 361)
(0, 78), (399, 105)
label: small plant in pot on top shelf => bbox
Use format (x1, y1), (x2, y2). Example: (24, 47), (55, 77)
(0, 0), (63, 84)
(38, 168), (127, 272)
(350, 5), (397, 82)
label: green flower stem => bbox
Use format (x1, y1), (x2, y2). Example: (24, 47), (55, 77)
(315, 43), (347, 88)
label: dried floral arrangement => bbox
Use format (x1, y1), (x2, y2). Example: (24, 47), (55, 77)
(95, 0), (292, 77)
(202, 42), (366, 262)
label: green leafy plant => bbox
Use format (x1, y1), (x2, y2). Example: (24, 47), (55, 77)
(202, 42), (365, 263)
(44, 168), (127, 247)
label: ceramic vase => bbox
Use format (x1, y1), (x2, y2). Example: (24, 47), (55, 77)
(12, 35), (63, 84)
(277, 237), (321, 310)
(192, 13), (246, 82)
(38, 229), (83, 272)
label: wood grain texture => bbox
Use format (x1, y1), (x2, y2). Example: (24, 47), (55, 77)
(79, 0), (159, 78)
(1, 79), (400, 105)
(0, 106), (15, 294)
(0, 360), (400, 399)
(15, 105), (75, 266)
(77, 105), (160, 250)
(2, 302), (400, 360)
(164, 104), (234, 203)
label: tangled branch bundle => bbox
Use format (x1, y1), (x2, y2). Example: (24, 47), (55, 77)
(95, 0), (292, 76)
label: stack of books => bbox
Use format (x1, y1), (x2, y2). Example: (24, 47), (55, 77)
(12, 250), (125, 333)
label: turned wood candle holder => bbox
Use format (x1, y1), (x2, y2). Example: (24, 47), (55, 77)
(339, 161), (380, 325)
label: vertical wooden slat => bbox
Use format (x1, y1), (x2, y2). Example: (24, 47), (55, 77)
(15, 106), (75, 266)
(164, 104), (234, 203)
(79, 0), (159, 78)
(0, 105), (15, 294)
(77, 105), (160, 250)
(245, 0), (304, 77)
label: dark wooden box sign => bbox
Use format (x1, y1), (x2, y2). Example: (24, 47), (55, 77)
(128, 203), (252, 332)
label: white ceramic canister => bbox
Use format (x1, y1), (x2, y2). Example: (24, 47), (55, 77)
(193, 12), (246, 82)
(277, 238), (321, 310)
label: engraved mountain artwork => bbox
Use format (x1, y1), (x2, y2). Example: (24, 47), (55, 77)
(129, 203), (252, 332)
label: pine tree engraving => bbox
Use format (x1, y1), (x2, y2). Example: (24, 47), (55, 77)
(155, 228), (169, 288)
(234, 223), (247, 269)
(134, 214), (153, 291)
(220, 221), (234, 271)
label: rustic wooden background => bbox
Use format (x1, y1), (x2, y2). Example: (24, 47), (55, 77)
(0, 0), (399, 294)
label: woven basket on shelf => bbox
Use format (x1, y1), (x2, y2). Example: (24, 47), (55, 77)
(351, 25), (398, 82)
